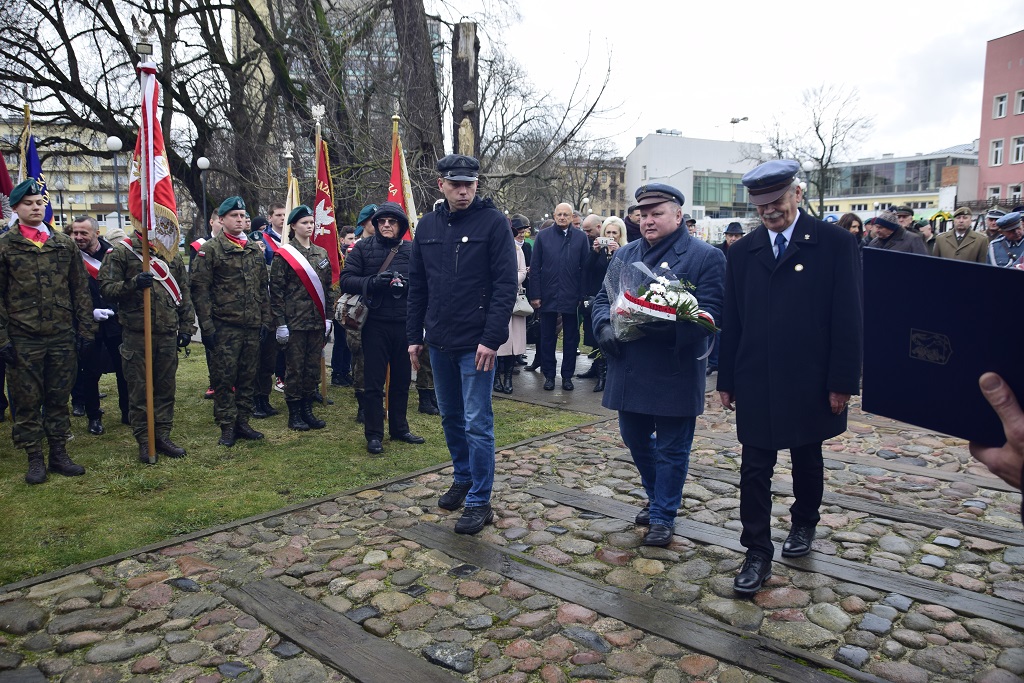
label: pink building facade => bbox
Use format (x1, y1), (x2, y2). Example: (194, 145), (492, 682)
(978, 30), (1024, 206)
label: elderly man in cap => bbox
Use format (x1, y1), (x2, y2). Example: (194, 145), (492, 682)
(407, 154), (517, 535)
(989, 211), (1024, 267)
(191, 196), (272, 447)
(718, 160), (862, 596)
(866, 209), (927, 254)
(591, 183), (725, 546)
(717, 222), (744, 255)
(529, 202), (591, 391)
(893, 205), (919, 234)
(99, 209), (196, 463)
(684, 214), (698, 237)
(985, 208), (1006, 241)
(0, 179), (96, 483)
(934, 207), (989, 263)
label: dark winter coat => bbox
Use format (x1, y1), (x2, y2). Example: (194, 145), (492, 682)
(406, 196), (517, 353)
(717, 210), (862, 450)
(867, 226), (927, 254)
(527, 225), (591, 313)
(339, 227), (411, 324)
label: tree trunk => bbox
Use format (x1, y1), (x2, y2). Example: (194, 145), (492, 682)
(451, 22), (479, 157)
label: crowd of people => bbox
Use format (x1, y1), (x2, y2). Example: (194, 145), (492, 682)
(2, 153), (1021, 594)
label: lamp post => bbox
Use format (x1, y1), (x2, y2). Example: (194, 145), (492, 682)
(106, 136), (123, 230)
(197, 157), (210, 236)
(729, 116), (748, 141)
(53, 178), (65, 229)
(581, 196), (590, 215)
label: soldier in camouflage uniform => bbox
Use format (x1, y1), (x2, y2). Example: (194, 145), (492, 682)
(270, 205), (335, 430)
(99, 228), (196, 463)
(0, 180), (96, 484)
(190, 196), (271, 447)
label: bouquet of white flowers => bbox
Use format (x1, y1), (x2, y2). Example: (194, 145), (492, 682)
(605, 260), (717, 342)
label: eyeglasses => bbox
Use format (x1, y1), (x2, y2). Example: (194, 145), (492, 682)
(378, 218), (400, 226)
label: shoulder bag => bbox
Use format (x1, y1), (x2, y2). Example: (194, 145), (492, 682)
(335, 246), (399, 332)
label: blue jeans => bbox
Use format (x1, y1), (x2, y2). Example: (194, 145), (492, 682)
(618, 411), (696, 527)
(430, 347), (496, 508)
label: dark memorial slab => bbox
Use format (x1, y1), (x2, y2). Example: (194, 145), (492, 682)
(862, 248), (1024, 446)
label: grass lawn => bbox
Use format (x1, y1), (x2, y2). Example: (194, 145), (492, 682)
(0, 348), (591, 585)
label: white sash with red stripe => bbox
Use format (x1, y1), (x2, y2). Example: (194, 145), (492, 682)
(278, 244), (326, 322)
(190, 237), (207, 251)
(81, 251), (102, 279)
(123, 238), (183, 306)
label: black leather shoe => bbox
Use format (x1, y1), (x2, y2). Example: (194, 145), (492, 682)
(391, 432), (425, 444)
(781, 524), (816, 558)
(455, 505), (494, 535)
(543, 377), (555, 391)
(643, 524), (673, 547)
(88, 418), (104, 435)
(155, 436), (186, 458)
(576, 364), (598, 379)
(72, 403), (86, 417)
(734, 555), (773, 596)
(438, 481), (472, 510)
(562, 379), (574, 391)
(367, 439), (383, 454)
(635, 504), (650, 526)
(705, 365), (718, 377)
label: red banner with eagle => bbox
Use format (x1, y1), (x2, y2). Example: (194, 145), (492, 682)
(312, 139), (341, 284)
(387, 116), (416, 239)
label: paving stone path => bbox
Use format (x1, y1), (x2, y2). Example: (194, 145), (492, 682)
(1, 396), (1022, 683)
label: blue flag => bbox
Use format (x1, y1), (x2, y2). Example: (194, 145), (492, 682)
(22, 134), (54, 227)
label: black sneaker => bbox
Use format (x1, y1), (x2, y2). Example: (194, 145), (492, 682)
(438, 481), (472, 510)
(454, 505), (493, 535)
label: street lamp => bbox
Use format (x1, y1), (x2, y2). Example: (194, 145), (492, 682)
(106, 136), (123, 230)
(581, 196), (590, 215)
(197, 157), (210, 236)
(53, 178), (65, 229)
(800, 159), (824, 218)
(729, 117), (748, 141)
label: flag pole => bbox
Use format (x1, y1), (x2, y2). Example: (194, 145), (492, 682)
(313, 109), (329, 401)
(138, 60), (157, 464)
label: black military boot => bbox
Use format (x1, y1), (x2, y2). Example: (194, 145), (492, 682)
(251, 395), (269, 419)
(287, 400), (310, 431)
(48, 441), (86, 477)
(502, 364), (514, 394)
(417, 389), (440, 415)
(235, 420), (265, 440)
(25, 447), (47, 485)
(593, 357), (607, 392)
(261, 395), (280, 417)
(302, 398), (326, 430)
(218, 424), (237, 447)
(155, 436), (186, 458)
(138, 443), (157, 465)
(355, 392), (365, 424)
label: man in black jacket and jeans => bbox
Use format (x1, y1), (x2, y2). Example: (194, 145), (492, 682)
(407, 154), (517, 535)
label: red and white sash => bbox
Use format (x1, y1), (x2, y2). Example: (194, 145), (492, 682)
(263, 230), (281, 255)
(122, 238), (183, 306)
(278, 244), (326, 321)
(190, 237), (206, 252)
(81, 251), (103, 279)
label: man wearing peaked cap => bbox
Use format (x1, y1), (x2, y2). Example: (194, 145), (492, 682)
(591, 182), (725, 548)
(989, 211), (1024, 267)
(0, 179), (96, 484)
(718, 159), (862, 596)
(985, 208), (1006, 240)
(934, 206), (988, 263)
(190, 195), (272, 446)
(866, 209), (927, 254)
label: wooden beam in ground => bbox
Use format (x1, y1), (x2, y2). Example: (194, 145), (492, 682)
(224, 579), (463, 683)
(400, 523), (888, 683)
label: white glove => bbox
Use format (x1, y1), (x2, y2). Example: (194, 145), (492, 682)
(276, 325), (290, 344)
(325, 320), (332, 338)
(92, 308), (115, 322)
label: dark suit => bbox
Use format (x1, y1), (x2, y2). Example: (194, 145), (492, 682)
(528, 225), (590, 379)
(717, 210), (862, 560)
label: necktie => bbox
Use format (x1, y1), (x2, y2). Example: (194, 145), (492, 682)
(776, 233), (787, 260)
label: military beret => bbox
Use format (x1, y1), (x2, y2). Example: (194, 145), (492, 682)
(437, 154), (480, 181)
(9, 179), (42, 207)
(724, 222), (744, 235)
(357, 204), (377, 226)
(288, 204), (313, 224)
(986, 208), (1006, 220)
(995, 211), (1022, 231)
(893, 205), (914, 216)
(741, 160), (800, 206)
(510, 214), (531, 231)
(634, 183), (685, 208)
(952, 207), (972, 218)
(874, 210), (901, 231)
(218, 196), (245, 216)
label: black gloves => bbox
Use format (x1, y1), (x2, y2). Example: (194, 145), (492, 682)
(177, 333), (192, 348)
(203, 331), (217, 348)
(597, 324), (620, 359)
(0, 342), (17, 367)
(369, 271), (393, 291)
(75, 335), (94, 357)
(134, 272), (154, 289)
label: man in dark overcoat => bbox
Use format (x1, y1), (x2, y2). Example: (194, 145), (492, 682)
(717, 160), (862, 596)
(592, 183), (725, 547)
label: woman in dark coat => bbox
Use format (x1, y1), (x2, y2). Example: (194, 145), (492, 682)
(581, 216), (626, 391)
(338, 202), (424, 455)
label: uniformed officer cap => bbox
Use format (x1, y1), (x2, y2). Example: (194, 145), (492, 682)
(9, 179), (42, 207)
(893, 205), (914, 217)
(724, 222), (744, 235)
(683, 214), (696, 225)
(952, 207), (972, 218)
(437, 154), (480, 182)
(742, 160), (800, 206)
(218, 196), (246, 216)
(986, 208), (1006, 220)
(995, 211), (1022, 231)
(288, 204), (313, 225)
(634, 183), (685, 208)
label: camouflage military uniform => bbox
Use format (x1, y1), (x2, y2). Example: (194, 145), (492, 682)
(346, 327), (364, 392)
(269, 242), (335, 402)
(190, 233), (271, 427)
(0, 228), (96, 450)
(98, 239), (196, 444)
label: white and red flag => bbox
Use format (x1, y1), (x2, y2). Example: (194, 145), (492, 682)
(127, 63), (179, 262)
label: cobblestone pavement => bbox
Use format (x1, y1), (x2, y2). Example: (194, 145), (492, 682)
(1, 395), (1022, 683)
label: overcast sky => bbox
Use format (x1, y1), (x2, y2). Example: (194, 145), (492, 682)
(466, 0), (1024, 161)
